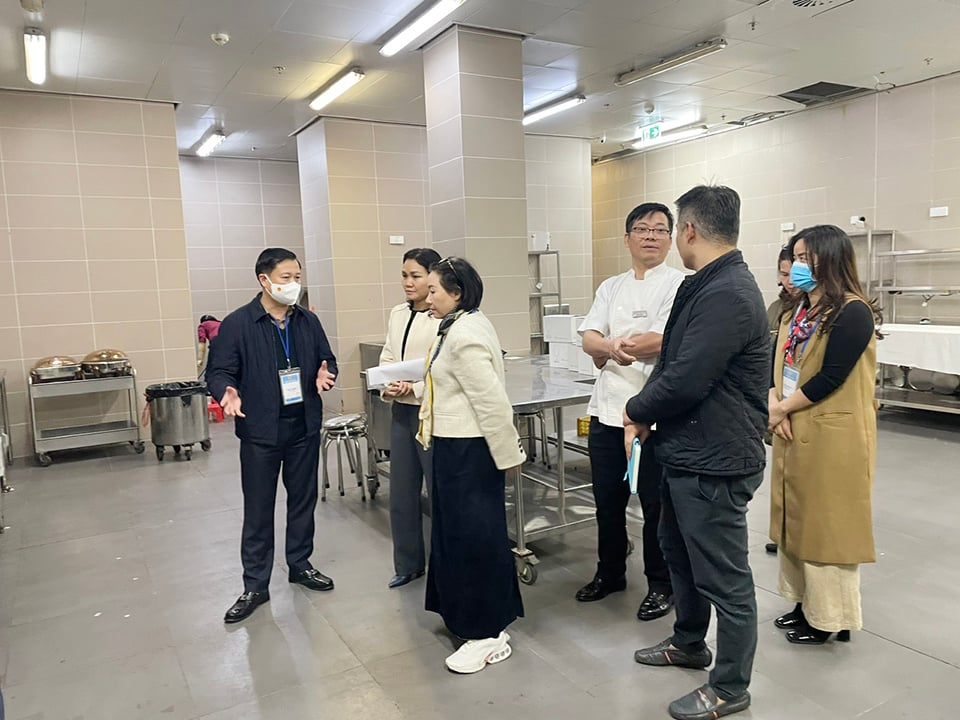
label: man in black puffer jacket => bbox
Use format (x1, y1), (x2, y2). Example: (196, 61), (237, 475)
(625, 185), (769, 720)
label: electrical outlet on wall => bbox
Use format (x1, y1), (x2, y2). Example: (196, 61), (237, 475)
(389, 235), (404, 245)
(929, 206), (949, 217)
(850, 215), (866, 228)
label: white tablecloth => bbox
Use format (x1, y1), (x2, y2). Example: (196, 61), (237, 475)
(877, 324), (960, 374)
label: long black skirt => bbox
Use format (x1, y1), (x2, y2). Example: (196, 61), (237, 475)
(425, 436), (524, 639)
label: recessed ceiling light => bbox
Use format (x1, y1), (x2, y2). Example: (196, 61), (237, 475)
(380, 0), (465, 57)
(23, 27), (46, 85)
(196, 129), (226, 157)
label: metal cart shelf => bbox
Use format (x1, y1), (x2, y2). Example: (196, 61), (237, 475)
(28, 373), (145, 466)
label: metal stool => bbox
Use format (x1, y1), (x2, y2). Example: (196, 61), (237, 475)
(320, 414), (378, 502)
(517, 410), (551, 468)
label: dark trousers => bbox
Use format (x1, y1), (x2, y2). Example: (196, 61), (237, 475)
(239, 415), (320, 593)
(659, 467), (762, 700)
(588, 418), (670, 592)
(389, 402), (433, 575)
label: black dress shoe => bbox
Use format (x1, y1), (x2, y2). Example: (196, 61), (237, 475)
(388, 570), (424, 589)
(668, 684), (750, 720)
(634, 638), (712, 669)
(786, 627), (850, 645)
(637, 590), (674, 621)
(289, 568), (334, 592)
(575, 575), (626, 602)
(774, 603), (806, 629)
(765, 542), (778, 554)
(224, 591), (269, 624)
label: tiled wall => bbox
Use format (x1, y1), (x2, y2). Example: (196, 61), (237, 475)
(298, 118), (432, 414)
(0, 91), (194, 458)
(526, 135), (593, 317)
(180, 157), (304, 323)
(592, 73), (960, 324)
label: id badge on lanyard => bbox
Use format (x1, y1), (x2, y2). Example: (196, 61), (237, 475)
(275, 320), (303, 406)
(782, 366), (799, 399)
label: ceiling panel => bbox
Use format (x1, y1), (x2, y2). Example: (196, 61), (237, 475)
(463, 0), (571, 35)
(250, 31), (348, 65)
(82, 0), (191, 43)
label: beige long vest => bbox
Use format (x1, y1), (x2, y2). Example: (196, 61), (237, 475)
(770, 297), (877, 565)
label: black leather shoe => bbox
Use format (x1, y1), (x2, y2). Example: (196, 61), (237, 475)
(637, 590), (674, 621)
(224, 591), (269, 624)
(575, 575), (626, 602)
(765, 542), (778, 554)
(634, 638), (712, 669)
(289, 568), (334, 592)
(668, 684), (750, 720)
(388, 570), (425, 589)
(786, 627), (850, 645)
(774, 603), (805, 629)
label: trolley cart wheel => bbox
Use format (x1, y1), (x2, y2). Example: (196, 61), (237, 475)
(184, 447), (193, 461)
(37, 452), (52, 467)
(173, 445), (181, 455)
(132, 441), (145, 454)
(518, 562), (538, 585)
(366, 476), (380, 499)
(156, 446), (165, 462)
(200, 439), (212, 452)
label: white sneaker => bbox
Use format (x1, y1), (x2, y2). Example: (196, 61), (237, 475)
(444, 632), (512, 674)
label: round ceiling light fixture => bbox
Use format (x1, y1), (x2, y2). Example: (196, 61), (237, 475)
(210, 32), (230, 46)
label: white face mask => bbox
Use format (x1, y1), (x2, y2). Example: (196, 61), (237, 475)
(263, 278), (302, 306)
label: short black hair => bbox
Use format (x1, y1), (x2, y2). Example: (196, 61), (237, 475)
(403, 247), (441, 273)
(777, 245), (793, 265)
(675, 185), (740, 246)
(255, 247), (300, 278)
(430, 257), (483, 312)
(199, 315), (218, 323)
(625, 202), (674, 234)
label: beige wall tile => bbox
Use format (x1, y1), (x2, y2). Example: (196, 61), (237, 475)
(142, 102), (176, 137)
(91, 290), (161, 323)
(145, 137), (179, 168)
(191, 290), (228, 318)
(335, 283), (385, 312)
(330, 204), (380, 233)
(188, 247), (225, 270)
(378, 204), (425, 233)
(328, 177), (377, 205)
(0, 128), (75, 163)
(155, 229), (188, 260)
(190, 268), (224, 293)
(223, 246), (265, 270)
(0, 326), (21, 357)
(10, 229), (86, 262)
(428, 158), (465, 205)
(78, 165), (150, 197)
(218, 182), (262, 205)
(221, 225), (266, 247)
(158, 260), (189, 290)
(16, 260), (90, 294)
(0, 290), (17, 326)
(457, 29), (523, 80)
(376, 152), (428, 181)
(7, 196), (83, 229)
(463, 157), (526, 199)
(331, 231), (380, 259)
(82, 197), (152, 228)
(325, 120), (375, 151)
(162, 318), (196, 349)
(17, 293), (92, 327)
(0, 92), (73, 130)
(262, 183), (302, 205)
(374, 125), (426, 155)
(224, 268), (258, 290)
(88, 260), (158, 293)
(219, 202), (266, 227)
(3, 162), (80, 196)
(461, 116), (524, 160)
(159, 289), (193, 320)
(423, 27), (459, 91)
(215, 157), (263, 183)
(326, 149), (376, 178)
(464, 198), (527, 238)
(164, 347), (199, 379)
(183, 201), (221, 227)
(460, 75), (523, 120)
(93, 320), (164, 353)
(152, 198), (185, 229)
(20, 323), (95, 359)
(181, 179), (219, 203)
(86, 229), (156, 260)
(430, 198), (466, 244)
(149, 168), (183, 199)
(263, 204), (303, 227)
(259, 161), (300, 185)
(376, 178), (426, 207)
(425, 74), (462, 129)
(72, 97), (144, 134)
(76, 132), (147, 166)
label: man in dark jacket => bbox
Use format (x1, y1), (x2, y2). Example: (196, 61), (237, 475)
(625, 186), (769, 720)
(207, 248), (338, 623)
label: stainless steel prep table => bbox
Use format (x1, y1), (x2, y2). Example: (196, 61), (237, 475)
(503, 355), (595, 584)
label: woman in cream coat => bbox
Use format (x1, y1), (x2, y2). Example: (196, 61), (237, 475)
(417, 257), (525, 674)
(379, 248), (441, 589)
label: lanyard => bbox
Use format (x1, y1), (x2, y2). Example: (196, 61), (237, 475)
(273, 319), (292, 369)
(782, 305), (819, 367)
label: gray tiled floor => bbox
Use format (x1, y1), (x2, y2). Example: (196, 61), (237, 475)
(0, 409), (957, 719)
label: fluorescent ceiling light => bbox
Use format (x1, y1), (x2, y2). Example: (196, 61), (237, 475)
(633, 125), (707, 149)
(308, 68), (365, 112)
(24, 27), (47, 85)
(616, 38), (727, 87)
(380, 0), (465, 57)
(196, 131), (226, 157)
(523, 95), (586, 126)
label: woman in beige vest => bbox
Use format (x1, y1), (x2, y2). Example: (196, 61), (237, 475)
(379, 248), (441, 589)
(767, 225), (881, 645)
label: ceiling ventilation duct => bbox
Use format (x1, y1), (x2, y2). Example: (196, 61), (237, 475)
(790, 0), (858, 15)
(777, 81), (871, 107)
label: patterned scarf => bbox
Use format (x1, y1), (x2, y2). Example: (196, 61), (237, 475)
(416, 310), (468, 450)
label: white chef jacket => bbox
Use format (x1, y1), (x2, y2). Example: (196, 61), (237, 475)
(578, 263), (685, 428)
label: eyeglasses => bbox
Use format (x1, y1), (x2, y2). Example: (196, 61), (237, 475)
(629, 226), (671, 239)
(439, 257), (462, 288)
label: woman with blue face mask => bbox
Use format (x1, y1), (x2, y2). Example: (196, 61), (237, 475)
(766, 226), (883, 645)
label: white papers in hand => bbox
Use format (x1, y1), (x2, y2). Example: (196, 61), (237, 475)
(366, 358), (426, 389)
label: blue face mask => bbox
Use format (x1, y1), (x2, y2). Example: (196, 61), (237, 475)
(790, 261), (817, 292)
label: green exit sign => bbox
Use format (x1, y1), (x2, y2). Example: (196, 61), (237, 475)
(638, 123), (661, 144)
